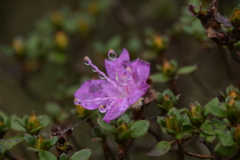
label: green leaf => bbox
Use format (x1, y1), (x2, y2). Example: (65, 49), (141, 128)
(179, 114), (192, 126)
(157, 117), (166, 128)
(24, 134), (36, 147)
(97, 119), (117, 134)
(163, 89), (174, 98)
(11, 116), (27, 132)
(150, 73), (169, 83)
(190, 116), (203, 127)
(147, 141), (171, 156)
(200, 119), (227, 135)
(70, 149), (92, 160)
(27, 147), (41, 152)
(235, 100), (240, 111)
(30, 126), (45, 135)
(177, 65), (197, 75)
(226, 85), (238, 95)
(157, 105), (168, 111)
(214, 143), (237, 157)
(119, 129), (132, 140)
(59, 153), (68, 160)
(117, 113), (131, 125)
(0, 111), (10, 126)
(130, 120), (150, 138)
(204, 98), (219, 117)
(38, 115), (50, 127)
(209, 105), (226, 118)
(0, 135), (23, 150)
(41, 136), (58, 150)
(200, 132), (216, 143)
(93, 127), (105, 138)
(39, 151), (57, 160)
(216, 130), (235, 147)
(168, 108), (181, 121)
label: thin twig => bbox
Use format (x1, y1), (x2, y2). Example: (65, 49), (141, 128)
(148, 128), (161, 142)
(177, 139), (217, 159)
(199, 137), (219, 159)
(170, 79), (180, 96)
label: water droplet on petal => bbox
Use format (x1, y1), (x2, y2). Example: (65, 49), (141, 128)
(99, 105), (107, 113)
(108, 49), (117, 60)
(83, 56), (91, 65)
(98, 73), (105, 79)
(85, 103), (90, 106)
(92, 67), (97, 72)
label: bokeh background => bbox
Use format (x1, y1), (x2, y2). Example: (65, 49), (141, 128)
(0, 0), (240, 159)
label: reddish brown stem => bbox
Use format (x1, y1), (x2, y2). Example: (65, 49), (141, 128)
(118, 144), (129, 160)
(170, 79), (179, 95)
(102, 141), (109, 160)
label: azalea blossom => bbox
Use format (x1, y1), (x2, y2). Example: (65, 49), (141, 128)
(74, 49), (150, 123)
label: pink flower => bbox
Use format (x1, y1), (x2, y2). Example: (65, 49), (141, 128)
(74, 49), (150, 123)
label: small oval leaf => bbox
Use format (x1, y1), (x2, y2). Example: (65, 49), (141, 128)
(70, 149), (92, 160)
(39, 151), (57, 160)
(147, 141), (171, 156)
(130, 120), (150, 138)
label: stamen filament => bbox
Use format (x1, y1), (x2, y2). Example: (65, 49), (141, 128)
(84, 56), (123, 92)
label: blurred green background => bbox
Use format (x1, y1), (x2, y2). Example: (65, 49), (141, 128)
(0, 0), (240, 159)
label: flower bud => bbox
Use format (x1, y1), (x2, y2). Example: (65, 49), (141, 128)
(55, 31), (68, 50)
(189, 103), (202, 117)
(165, 115), (180, 135)
(230, 7), (240, 29)
(165, 115), (173, 130)
(189, 103), (204, 127)
(153, 35), (164, 50)
(88, 1), (98, 15)
(118, 122), (128, 134)
(228, 90), (238, 99)
(162, 59), (174, 76)
(28, 112), (40, 131)
(163, 94), (170, 101)
(12, 39), (24, 55)
(78, 20), (89, 35)
(51, 11), (62, 25)
(35, 135), (45, 150)
(228, 98), (235, 107)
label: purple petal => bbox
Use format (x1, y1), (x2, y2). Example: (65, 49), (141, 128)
(131, 59), (150, 84)
(102, 98), (128, 123)
(105, 48), (130, 81)
(119, 48), (130, 62)
(127, 82), (149, 105)
(74, 79), (121, 110)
